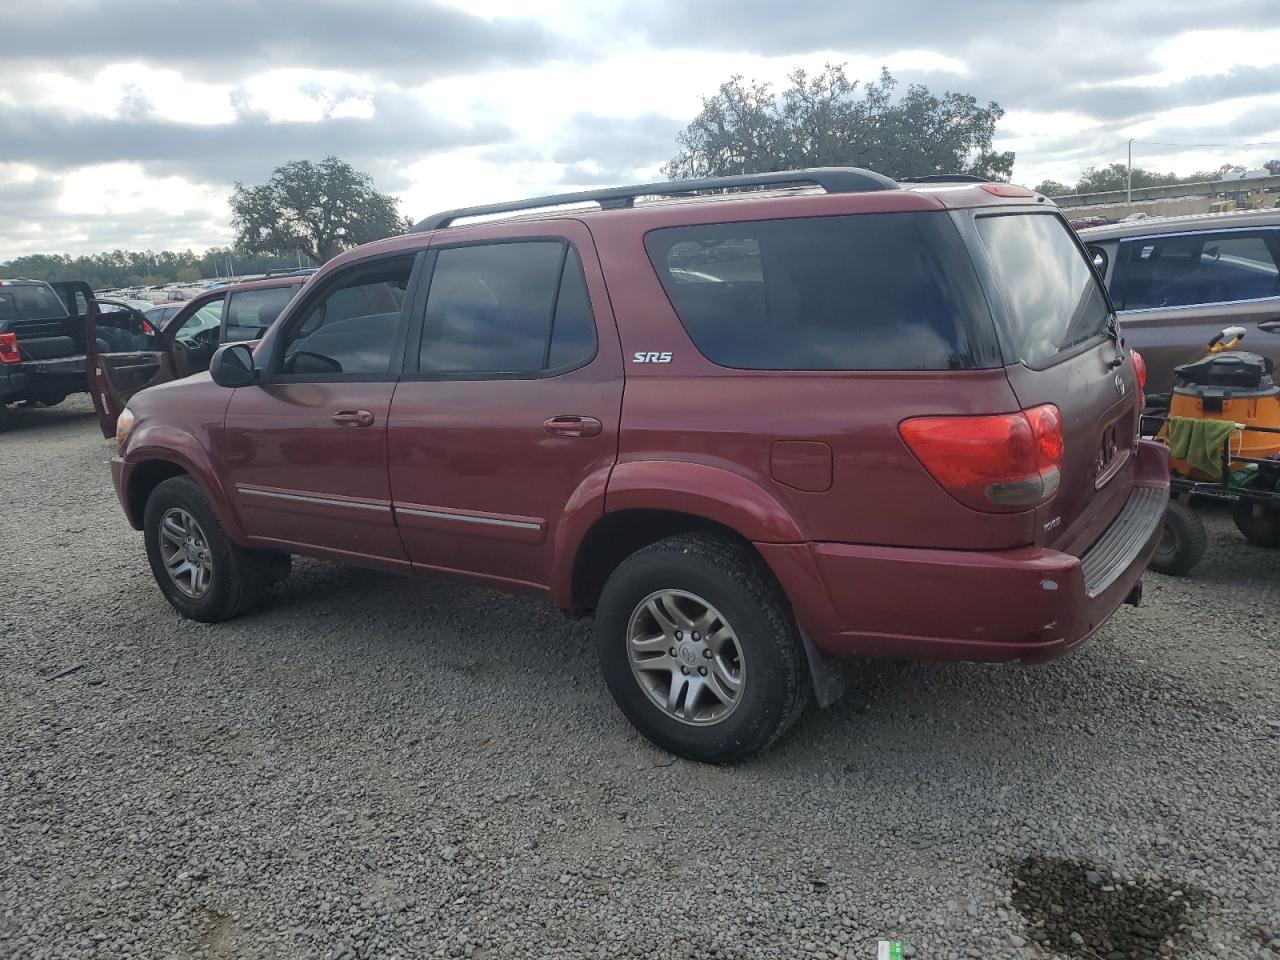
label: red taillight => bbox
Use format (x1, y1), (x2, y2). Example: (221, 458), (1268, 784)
(899, 404), (1063, 513)
(1130, 349), (1147, 396)
(0, 332), (20, 365)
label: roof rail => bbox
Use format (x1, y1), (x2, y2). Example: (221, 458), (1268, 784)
(412, 167), (899, 232)
(896, 174), (990, 184)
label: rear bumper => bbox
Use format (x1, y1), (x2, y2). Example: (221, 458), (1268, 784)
(759, 440), (1170, 664)
(16, 353), (88, 376)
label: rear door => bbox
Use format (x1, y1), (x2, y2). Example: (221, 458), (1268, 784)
(968, 210), (1140, 555)
(88, 298), (177, 437)
(386, 221), (622, 591)
(1109, 227), (1280, 395)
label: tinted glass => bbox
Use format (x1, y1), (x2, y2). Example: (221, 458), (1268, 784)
(1118, 231), (1280, 310)
(0, 284), (69, 322)
(420, 241), (567, 375)
(645, 212), (993, 371)
(225, 286), (296, 342)
(281, 258), (412, 377)
(548, 249), (597, 370)
(174, 298), (225, 344)
(975, 213), (1110, 366)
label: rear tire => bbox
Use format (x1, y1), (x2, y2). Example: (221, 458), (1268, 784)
(143, 476), (287, 622)
(1232, 498), (1280, 548)
(1148, 500), (1207, 576)
(594, 534), (812, 763)
(0, 401), (9, 433)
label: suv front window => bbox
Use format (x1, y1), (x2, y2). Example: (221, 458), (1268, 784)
(974, 212), (1110, 367)
(279, 257), (413, 377)
(645, 212), (995, 371)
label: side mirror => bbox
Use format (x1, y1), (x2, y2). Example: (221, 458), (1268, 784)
(209, 342), (259, 388)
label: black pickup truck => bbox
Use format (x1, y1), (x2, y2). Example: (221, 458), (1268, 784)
(0, 278), (108, 430)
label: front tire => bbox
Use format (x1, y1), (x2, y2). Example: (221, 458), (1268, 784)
(1148, 500), (1206, 576)
(595, 534), (812, 763)
(143, 476), (288, 622)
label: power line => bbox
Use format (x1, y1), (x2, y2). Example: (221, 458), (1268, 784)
(1132, 138), (1280, 149)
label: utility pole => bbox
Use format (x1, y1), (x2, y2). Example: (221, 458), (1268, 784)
(1127, 138), (1134, 204)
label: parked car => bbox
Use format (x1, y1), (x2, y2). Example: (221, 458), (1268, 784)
(90, 275), (307, 435)
(143, 303), (187, 327)
(1081, 210), (1280, 397)
(1, 278), (104, 428)
(103, 169), (1166, 762)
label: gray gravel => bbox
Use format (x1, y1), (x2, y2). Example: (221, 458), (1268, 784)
(1, 396), (1278, 960)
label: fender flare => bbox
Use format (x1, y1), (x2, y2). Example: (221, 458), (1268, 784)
(548, 458), (805, 608)
(123, 426), (246, 542)
(604, 459), (805, 542)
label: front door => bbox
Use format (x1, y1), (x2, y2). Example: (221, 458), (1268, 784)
(387, 221), (622, 593)
(88, 298), (176, 437)
(220, 254), (419, 568)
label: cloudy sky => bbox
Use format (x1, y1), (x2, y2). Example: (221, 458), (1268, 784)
(3, 0), (1279, 257)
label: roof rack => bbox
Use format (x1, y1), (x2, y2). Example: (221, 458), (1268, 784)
(896, 174), (990, 184)
(412, 167), (899, 232)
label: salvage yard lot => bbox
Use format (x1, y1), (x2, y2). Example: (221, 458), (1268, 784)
(2, 398), (1278, 960)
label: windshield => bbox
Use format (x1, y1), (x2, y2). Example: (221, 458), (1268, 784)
(0, 284), (71, 323)
(975, 213), (1110, 366)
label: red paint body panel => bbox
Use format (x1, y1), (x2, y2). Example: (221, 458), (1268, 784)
(766, 440), (1168, 662)
(221, 381), (408, 565)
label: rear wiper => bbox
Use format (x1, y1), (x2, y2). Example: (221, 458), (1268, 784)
(1103, 314), (1125, 368)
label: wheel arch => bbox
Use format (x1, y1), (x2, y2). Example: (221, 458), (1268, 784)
(123, 431), (245, 541)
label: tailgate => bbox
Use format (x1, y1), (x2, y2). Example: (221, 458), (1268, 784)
(1004, 340), (1142, 553)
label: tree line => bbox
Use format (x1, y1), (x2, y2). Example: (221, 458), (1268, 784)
(1035, 160), (1280, 197)
(5, 65), (1016, 285)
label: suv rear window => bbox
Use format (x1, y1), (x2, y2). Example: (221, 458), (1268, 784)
(974, 213), (1110, 366)
(644, 212), (995, 371)
(0, 283), (70, 323)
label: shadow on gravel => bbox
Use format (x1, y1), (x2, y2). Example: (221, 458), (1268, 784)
(1011, 855), (1204, 959)
(1, 400), (100, 435)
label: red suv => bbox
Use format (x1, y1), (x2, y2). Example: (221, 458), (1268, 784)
(105, 169), (1168, 762)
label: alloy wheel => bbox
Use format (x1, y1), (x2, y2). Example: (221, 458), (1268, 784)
(158, 507), (213, 599)
(626, 589), (745, 726)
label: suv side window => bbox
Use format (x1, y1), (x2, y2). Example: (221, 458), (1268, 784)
(417, 241), (596, 376)
(224, 286), (296, 342)
(1117, 231), (1280, 310)
(645, 212), (995, 371)
(277, 257), (414, 378)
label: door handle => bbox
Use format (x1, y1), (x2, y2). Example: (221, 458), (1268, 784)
(332, 409), (375, 428)
(1257, 320), (1280, 333)
(543, 415), (602, 438)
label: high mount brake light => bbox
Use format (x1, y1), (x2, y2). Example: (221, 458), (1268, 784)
(981, 184), (1036, 198)
(899, 404), (1063, 513)
(0, 332), (20, 365)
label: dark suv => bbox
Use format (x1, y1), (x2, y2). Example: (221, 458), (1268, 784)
(105, 169), (1168, 762)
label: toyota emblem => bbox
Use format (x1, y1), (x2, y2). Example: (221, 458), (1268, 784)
(1114, 373), (1127, 396)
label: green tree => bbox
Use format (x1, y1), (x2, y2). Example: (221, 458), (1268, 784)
(175, 266), (202, 283)
(1033, 179), (1072, 197)
(231, 156), (406, 264)
(665, 65), (1014, 182)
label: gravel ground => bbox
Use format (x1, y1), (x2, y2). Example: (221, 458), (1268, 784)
(1, 396), (1278, 960)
